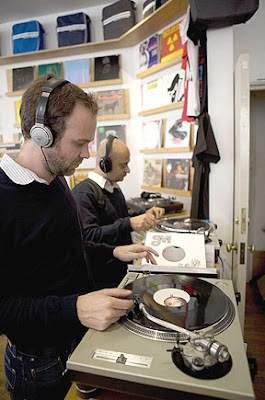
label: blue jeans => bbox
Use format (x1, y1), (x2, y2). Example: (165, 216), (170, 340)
(4, 340), (72, 400)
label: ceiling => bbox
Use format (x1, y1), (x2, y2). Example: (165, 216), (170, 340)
(0, 0), (111, 24)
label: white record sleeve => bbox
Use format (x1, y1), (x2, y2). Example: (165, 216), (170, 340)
(143, 231), (206, 269)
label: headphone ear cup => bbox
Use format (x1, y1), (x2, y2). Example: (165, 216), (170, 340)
(100, 157), (112, 173)
(30, 124), (54, 148)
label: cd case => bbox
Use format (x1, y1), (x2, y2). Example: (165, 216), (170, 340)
(143, 231), (206, 269)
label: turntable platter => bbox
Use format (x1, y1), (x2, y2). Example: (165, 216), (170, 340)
(120, 275), (235, 342)
(156, 218), (212, 234)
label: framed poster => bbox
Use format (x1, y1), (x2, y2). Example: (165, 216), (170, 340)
(97, 89), (129, 119)
(97, 125), (126, 148)
(163, 158), (190, 191)
(69, 168), (93, 190)
(93, 55), (121, 81)
(163, 118), (191, 148)
(143, 158), (162, 187)
(64, 58), (91, 84)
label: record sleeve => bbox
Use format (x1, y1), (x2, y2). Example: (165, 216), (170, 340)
(143, 231), (206, 269)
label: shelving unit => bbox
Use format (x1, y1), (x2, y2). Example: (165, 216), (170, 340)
(136, 54), (182, 79)
(141, 185), (191, 197)
(140, 147), (192, 154)
(0, 0), (188, 66)
(138, 101), (184, 116)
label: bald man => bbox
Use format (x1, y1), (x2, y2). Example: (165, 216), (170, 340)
(72, 136), (164, 288)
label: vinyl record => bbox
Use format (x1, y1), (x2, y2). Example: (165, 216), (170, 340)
(120, 275), (235, 341)
(156, 218), (211, 235)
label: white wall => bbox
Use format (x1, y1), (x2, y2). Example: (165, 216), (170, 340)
(233, 0), (265, 84)
(0, 3), (263, 278)
(0, 4), (192, 209)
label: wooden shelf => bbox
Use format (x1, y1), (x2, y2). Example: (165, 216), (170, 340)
(6, 78), (123, 97)
(139, 101), (184, 116)
(140, 147), (193, 154)
(136, 54), (183, 79)
(141, 185), (191, 197)
(0, 0), (188, 66)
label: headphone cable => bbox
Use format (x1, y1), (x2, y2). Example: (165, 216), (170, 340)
(41, 147), (56, 177)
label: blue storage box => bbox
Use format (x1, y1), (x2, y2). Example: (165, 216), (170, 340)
(12, 20), (44, 54)
(56, 12), (91, 47)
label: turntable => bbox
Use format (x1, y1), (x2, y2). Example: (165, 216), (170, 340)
(67, 274), (255, 400)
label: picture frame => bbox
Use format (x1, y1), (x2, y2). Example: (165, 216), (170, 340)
(143, 158), (163, 187)
(162, 158), (190, 191)
(96, 89), (130, 120)
(97, 125), (126, 149)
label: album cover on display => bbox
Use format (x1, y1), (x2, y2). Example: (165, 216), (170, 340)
(64, 58), (91, 84)
(143, 158), (162, 187)
(88, 139), (96, 155)
(163, 118), (191, 148)
(161, 20), (183, 63)
(139, 34), (160, 72)
(38, 63), (63, 78)
(142, 79), (162, 111)
(69, 168), (93, 190)
(14, 100), (21, 126)
(97, 125), (126, 148)
(97, 89), (129, 117)
(143, 231), (206, 269)
(11, 66), (36, 92)
(142, 120), (162, 149)
(163, 158), (190, 191)
(94, 55), (120, 81)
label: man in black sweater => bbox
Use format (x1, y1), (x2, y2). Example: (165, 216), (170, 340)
(0, 75), (157, 400)
(72, 136), (165, 288)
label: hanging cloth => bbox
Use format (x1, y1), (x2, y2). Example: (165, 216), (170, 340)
(190, 112), (220, 219)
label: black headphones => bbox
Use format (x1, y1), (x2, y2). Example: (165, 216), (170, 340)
(30, 77), (69, 148)
(99, 135), (117, 173)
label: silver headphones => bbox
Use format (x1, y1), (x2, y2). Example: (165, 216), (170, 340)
(30, 77), (68, 148)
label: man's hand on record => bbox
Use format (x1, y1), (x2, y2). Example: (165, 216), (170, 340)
(76, 288), (133, 331)
(113, 243), (158, 264)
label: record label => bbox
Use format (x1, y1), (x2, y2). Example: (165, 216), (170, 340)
(153, 288), (190, 307)
(120, 275), (235, 341)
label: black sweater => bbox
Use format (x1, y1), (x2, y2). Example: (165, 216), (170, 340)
(72, 180), (132, 287)
(0, 169), (114, 348)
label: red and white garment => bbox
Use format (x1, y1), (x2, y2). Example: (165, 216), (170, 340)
(180, 7), (200, 122)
